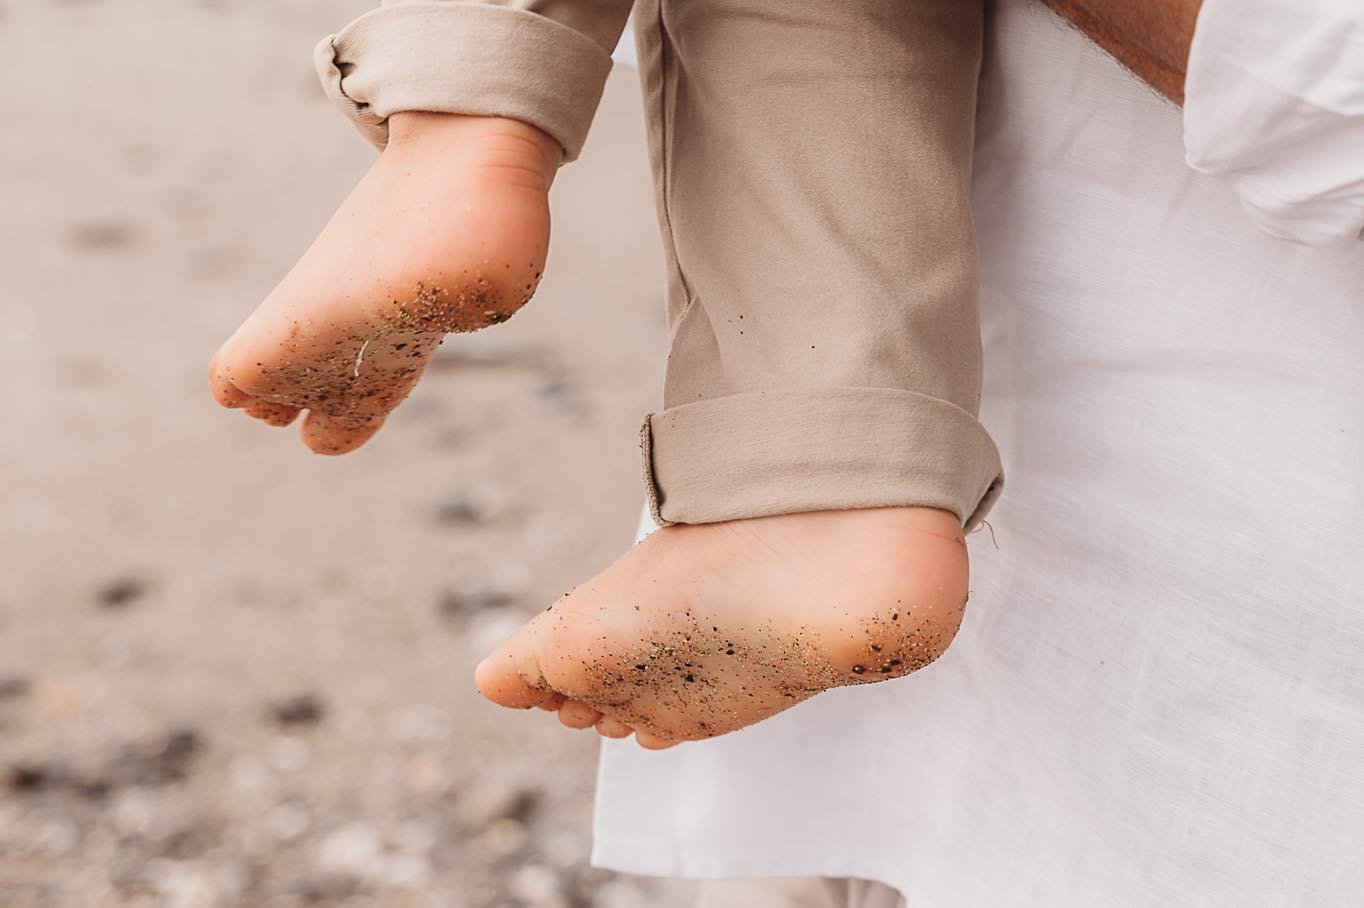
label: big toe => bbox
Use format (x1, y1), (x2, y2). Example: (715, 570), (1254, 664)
(475, 627), (559, 710)
(208, 350), (252, 409)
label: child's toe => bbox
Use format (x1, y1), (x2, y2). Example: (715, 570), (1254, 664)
(245, 400), (301, 427)
(594, 716), (633, 739)
(634, 730), (679, 750)
(474, 635), (556, 710)
(208, 352), (252, 409)
(557, 699), (601, 730)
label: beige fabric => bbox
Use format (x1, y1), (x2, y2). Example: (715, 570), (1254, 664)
(642, 388), (1000, 528)
(316, 0), (1004, 529)
(634, 0), (1001, 530)
(316, 1), (632, 160)
(696, 877), (906, 908)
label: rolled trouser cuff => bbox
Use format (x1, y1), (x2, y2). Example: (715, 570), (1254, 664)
(641, 389), (1004, 533)
(315, 3), (613, 161)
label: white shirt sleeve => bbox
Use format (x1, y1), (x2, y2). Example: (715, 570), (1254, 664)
(1183, 0), (1364, 247)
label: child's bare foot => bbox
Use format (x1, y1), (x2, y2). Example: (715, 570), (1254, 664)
(209, 112), (560, 454)
(475, 506), (968, 749)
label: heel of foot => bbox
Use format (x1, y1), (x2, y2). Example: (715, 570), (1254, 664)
(834, 597), (968, 683)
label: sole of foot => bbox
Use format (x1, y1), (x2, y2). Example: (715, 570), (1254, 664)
(475, 506), (969, 748)
(209, 112), (560, 454)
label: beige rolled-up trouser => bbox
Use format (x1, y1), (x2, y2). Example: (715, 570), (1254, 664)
(697, 877), (907, 908)
(316, 0), (1002, 527)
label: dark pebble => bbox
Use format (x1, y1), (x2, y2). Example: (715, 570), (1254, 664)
(269, 693), (326, 727)
(7, 762), (57, 791)
(432, 494), (488, 526)
(428, 346), (509, 372)
(538, 377), (587, 417)
(69, 221), (135, 251)
(93, 727), (202, 791)
(438, 588), (515, 618)
(494, 787), (542, 824)
(291, 873), (362, 902)
(96, 576), (150, 609)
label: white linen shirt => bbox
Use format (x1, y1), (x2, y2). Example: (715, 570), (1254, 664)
(592, 0), (1364, 904)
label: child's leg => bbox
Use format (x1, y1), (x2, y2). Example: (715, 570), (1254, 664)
(476, 0), (1002, 747)
(211, 1), (632, 453)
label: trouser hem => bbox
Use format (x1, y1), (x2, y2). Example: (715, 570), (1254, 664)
(641, 388), (1003, 532)
(314, 2), (613, 160)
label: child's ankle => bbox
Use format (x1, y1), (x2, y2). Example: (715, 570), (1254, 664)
(386, 111), (562, 192)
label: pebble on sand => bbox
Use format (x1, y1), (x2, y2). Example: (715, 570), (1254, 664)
(0, 676), (31, 699)
(95, 576), (152, 609)
(437, 588), (516, 620)
(268, 693), (327, 728)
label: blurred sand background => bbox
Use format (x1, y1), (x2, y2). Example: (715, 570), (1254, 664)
(0, 2), (691, 905)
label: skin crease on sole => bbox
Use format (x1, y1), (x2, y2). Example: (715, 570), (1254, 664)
(475, 506), (970, 750)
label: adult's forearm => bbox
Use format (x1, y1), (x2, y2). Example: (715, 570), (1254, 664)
(1041, 0), (1202, 104)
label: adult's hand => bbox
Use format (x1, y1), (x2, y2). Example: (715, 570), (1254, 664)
(1041, 0), (1203, 103)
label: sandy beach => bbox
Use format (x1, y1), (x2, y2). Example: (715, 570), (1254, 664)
(0, 2), (688, 904)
